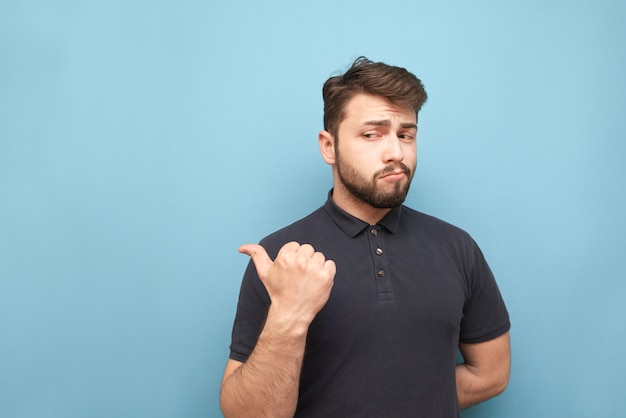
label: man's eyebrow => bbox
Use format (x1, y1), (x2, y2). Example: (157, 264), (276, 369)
(362, 120), (417, 129)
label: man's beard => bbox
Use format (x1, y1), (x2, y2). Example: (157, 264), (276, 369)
(335, 150), (414, 209)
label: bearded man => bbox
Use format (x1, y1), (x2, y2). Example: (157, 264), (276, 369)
(220, 57), (511, 418)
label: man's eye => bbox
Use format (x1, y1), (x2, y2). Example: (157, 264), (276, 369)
(363, 133), (380, 139)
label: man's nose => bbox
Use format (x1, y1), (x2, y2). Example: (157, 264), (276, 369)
(383, 136), (404, 162)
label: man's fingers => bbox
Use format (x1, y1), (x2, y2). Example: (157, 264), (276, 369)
(324, 259), (337, 278)
(239, 244), (273, 278)
(297, 243), (315, 257)
(276, 241), (302, 257)
(240, 241), (336, 284)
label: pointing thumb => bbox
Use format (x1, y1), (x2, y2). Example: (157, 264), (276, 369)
(238, 244), (273, 278)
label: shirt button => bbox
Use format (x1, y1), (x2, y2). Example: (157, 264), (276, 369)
(376, 248), (383, 255)
(370, 228), (378, 236)
(377, 269), (385, 277)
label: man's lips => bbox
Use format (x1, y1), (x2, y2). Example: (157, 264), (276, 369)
(379, 170), (407, 181)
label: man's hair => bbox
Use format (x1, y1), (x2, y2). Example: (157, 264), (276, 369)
(322, 57), (428, 137)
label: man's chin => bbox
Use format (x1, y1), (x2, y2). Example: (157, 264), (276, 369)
(368, 190), (409, 209)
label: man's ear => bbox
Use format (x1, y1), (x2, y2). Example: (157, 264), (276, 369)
(319, 130), (336, 165)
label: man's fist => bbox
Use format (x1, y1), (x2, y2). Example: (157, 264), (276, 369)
(239, 242), (336, 327)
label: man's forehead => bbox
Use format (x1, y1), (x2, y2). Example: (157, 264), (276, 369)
(343, 94), (416, 124)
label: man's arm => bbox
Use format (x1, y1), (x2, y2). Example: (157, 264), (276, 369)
(220, 313), (307, 418)
(220, 242), (335, 418)
(456, 332), (511, 409)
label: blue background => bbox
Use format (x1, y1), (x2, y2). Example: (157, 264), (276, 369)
(1, 1), (625, 417)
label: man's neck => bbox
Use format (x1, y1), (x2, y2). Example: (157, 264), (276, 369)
(330, 185), (392, 226)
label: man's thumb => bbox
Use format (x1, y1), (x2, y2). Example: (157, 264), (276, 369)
(238, 244), (273, 277)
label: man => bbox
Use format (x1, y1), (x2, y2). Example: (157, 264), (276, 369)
(220, 57), (511, 417)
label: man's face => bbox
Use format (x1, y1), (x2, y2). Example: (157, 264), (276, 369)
(334, 93), (418, 209)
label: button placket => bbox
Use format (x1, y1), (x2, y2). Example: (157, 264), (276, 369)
(367, 226), (393, 300)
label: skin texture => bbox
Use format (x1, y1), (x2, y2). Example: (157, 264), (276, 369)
(220, 93), (510, 416)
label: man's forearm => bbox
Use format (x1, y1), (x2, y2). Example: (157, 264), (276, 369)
(220, 312), (308, 418)
(455, 362), (508, 409)
(456, 333), (511, 409)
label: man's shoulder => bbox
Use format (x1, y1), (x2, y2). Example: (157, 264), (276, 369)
(399, 206), (485, 264)
(401, 205), (471, 238)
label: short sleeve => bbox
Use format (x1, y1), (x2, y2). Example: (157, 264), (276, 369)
(459, 241), (510, 344)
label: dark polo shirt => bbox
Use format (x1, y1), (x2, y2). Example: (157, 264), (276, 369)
(229, 193), (510, 417)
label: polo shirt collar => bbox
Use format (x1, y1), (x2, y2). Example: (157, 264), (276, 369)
(323, 190), (403, 238)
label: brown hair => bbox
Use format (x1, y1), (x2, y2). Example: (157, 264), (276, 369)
(322, 57), (428, 138)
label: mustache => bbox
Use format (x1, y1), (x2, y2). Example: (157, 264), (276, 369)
(375, 163), (411, 178)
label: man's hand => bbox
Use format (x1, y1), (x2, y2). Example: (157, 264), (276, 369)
(221, 243), (335, 418)
(239, 242), (336, 327)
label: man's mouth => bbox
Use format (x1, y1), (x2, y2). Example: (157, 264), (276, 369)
(379, 169), (407, 181)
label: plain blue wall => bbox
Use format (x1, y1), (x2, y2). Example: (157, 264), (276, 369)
(1, 1), (625, 417)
